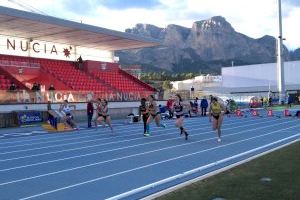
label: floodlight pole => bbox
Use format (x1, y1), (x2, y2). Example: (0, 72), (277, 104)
(277, 0), (285, 104)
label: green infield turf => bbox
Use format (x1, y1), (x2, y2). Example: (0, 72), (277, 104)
(156, 141), (300, 200)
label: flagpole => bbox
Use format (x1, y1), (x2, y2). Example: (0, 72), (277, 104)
(277, 0), (285, 104)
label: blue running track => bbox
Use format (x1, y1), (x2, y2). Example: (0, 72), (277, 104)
(0, 113), (299, 200)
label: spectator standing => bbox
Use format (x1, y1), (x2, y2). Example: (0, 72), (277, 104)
(287, 94), (293, 108)
(87, 99), (94, 128)
(9, 82), (17, 91)
(47, 101), (57, 129)
(31, 83), (39, 103)
(8, 82), (17, 102)
(190, 86), (195, 99)
(269, 97), (273, 107)
(31, 82), (38, 91)
(37, 83), (41, 91)
(48, 84), (55, 91)
(48, 84), (55, 102)
(166, 96), (174, 119)
(200, 96), (208, 116)
(77, 55), (83, 70)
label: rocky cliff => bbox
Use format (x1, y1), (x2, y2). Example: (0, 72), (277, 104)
(117, 16), (295, 73)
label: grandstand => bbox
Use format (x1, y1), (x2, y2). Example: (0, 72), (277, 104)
(0, 6), (159, 103)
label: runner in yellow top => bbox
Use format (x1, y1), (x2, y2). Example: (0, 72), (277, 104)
(209, 97), (225, 142)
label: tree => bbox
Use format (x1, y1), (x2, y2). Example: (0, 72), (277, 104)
(185, 73), (194, 79)
(162, 80), (173, 90)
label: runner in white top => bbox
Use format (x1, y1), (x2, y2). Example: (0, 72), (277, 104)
(59, 100), (77, 129)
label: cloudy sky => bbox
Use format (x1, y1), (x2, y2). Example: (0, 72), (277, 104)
(1, 0), (299, 49)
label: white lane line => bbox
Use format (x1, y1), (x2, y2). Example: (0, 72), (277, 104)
(1, 119), (292, 171)
(0, 126), (126, 144)
(0, 129), (96, 144)
(0, 117), (282, 153)
(0, 115), (251, 146)
(0, 130), (46, 138)
(0, 116), (263, 145)
(0, 124), (210, 163)
(0, 122), (205, 154)
(0, 118), (211, 149)
(31, 131), (48, 134)
(0, 124), (149, 147)
(1, 133), (32, 137)
(0, 117), (208, 144)
(107, 136), (300, 200)
(0, 117), (283, 160)
(2, 123), (299, 187)
(18, 128), (300, 200)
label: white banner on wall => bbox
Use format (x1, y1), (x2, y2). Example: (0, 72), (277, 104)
(0, 35), (113, 62)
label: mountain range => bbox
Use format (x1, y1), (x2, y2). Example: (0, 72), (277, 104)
(116, 16), (300, 74)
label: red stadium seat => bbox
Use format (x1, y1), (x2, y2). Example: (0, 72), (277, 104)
(0, 54), (154, 94)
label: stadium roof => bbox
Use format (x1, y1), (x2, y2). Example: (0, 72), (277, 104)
(0, 6), (161, 51)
